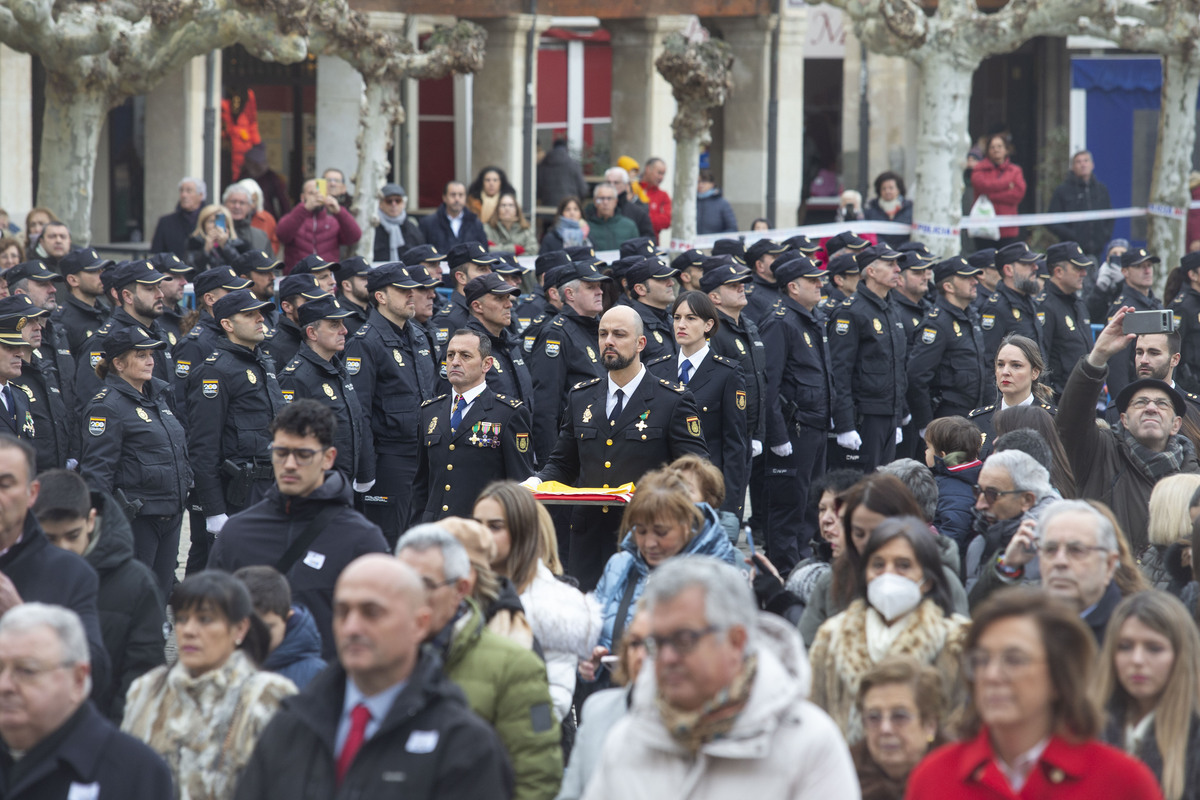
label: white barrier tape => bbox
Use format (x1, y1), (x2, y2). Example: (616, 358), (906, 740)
(960, 206), (1148, 228)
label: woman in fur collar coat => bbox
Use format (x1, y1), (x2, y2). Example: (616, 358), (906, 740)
(810, 517), (969, 743)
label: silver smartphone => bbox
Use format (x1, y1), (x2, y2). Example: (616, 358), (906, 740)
(1123, 310), (1175, 334)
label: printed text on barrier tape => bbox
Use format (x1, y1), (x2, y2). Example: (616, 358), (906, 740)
(1146, 203), (1186, 220)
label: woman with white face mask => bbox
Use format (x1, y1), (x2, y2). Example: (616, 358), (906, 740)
(809, 516), (970, 743)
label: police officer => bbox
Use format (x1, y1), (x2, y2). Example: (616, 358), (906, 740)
(782, 235), (822, 258)
(981, 241), (1047, 366)
(147, 252), (191, 346)
(621, 256), (677, 362)
(520, 263), (570, 360)
(968, 333), (1057, 458)
(400, 243), (449, 302)
(278, 295), (368, 484)
(711, 238), (746, 265)
(828, 245), (909, 472)
(1171, 252), (1200, 394)
(818, 251), (860, 316)
(186, 289), (286, 539)
(430, 242), (496, 350)
(8, 296), (73, 471)
(75, 260), (176, 411)
(6, 260), (76, 420)
(1106, 247), (1163, 401)
(344, 264), (437, 546)
(515, 251), (571, 332)
(0, 311), (39, 441)
(291, 253), (337, 294)
(824, 230), (871, 260)
(906, 256), (988, 433)
(406, 263), (443, 360)
(535, 305), (708, 590)
(232, 249), (281, 329)
(668, 248), (704, 295)
(458, 274), (533, 412)
(968, 248), (999, 315)
(528, 259), (611, 462)
(743, 239), (788, 323)
(333, 256), (372, 336)
(171, 267), (250, 410)
(54, 248), (112, 352)
(414, 328), (534, 523)
(1040, 241), (1095, 398)
(80, 326), (190, 600)
(268, 273), (329, 369)
(892, 251), (932, 339)
(760, 256), (833, 571)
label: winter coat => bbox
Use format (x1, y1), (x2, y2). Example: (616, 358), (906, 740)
(863, 197), (914, 248)
(262, 604), (326, 690)
(122, 649), (297, 800)
(233, 217), (271, 254)
(696, 188), (738, 235)
(151, 204), (201, 259)
(617, 195), (654, 239)
(187, 234), (252, 272)
(233, 653), (514, 800)
(207, 471), (390, 659)
(0, 701), (174, 800)
(971, 158), (1027, 238)
(965, 493), (1055, 599)
(486, 221), (541, 255)
(440, 597), (563, 800)
(537, 142), (589, 208)
(555, 687), (630, 800)
(372, 216), (425, 262)
(519, 561), (601, 719)
(1102, 709), (1200, 800)
(1047, 171), (1114, 258)
(418, 204), (488, 254)
(907, 728), (1162, 800)
(590, 503), (741, 652)
(583, 211), (638, 252)
(809, 598), (968, 743)
(275, 203), (363, 272)
(581, 613), (859, 800)
(933, 456), (982, 552)
(86, 491), (167, 722)
(643, 184), (672, 236)
(539, 221), (591, 253)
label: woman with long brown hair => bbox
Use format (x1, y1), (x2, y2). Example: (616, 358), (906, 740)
(969, 334), (1057, 459)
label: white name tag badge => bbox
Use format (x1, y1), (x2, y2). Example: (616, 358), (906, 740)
(405, 729), (439, 753)
(68, 783), (100, 800)
(303, 551), (326, 570)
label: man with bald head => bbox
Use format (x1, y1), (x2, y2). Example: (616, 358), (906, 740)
(235, 554), (513, 799)
(536, 304), (710, 589)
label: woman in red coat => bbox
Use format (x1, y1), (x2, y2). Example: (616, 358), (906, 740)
(971, 134), (1027, 251)
(906, 586), (1163, 799)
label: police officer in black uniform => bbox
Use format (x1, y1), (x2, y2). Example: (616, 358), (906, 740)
(1040, 241), (1095, 398)
(906, 256), (988, 433)
(414, 328), (535, 523)
(520, 263), (571, 359)
(400, 244), (449, 318)
(80, 326), (190, 600)
(823, 230), (871, 260)
(291, 253), (337, 295)
(6, 260), (76, 422)
(818, 251), (860, 317)
(968, 248), (999, 315)
(0, 311), (35, 441)
(232, 249), (281, 329)
(278, 295), (368, 484)
(515, 251), (571, 332)
(891, 251), (932, 340)
(760, 255), (834, 570)
(333, 256), (372, 337)
(54, 248), (112, 352)
(621, 256), (677, 362)
(1106, 247), (1163, 401)
(743, 239), (788, 323)
(8, 297), (73, 471)
(149, 251), (193, 344)
(536, 304), (709, 590)
(1171, 252), (1200, 394)
(344, 264), (437, 546)
(981, 241), (1047, 366)
(269, 273), (329, 369)
(186, 289), (286, 543)
(171, 267), (250, 413)
(458, 274), (534, 412)
(828, 245), (909, 472)
(430, 242), (496, 351)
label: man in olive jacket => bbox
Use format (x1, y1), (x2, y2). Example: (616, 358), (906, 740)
(398, 526), (562, 800)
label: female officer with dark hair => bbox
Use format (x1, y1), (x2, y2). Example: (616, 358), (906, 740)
(80, 326), (190, 600)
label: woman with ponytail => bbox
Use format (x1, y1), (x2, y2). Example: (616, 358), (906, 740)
(968, 333), (1057, 458)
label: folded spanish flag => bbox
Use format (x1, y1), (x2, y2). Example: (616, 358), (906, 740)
(533, 481), (635, 504)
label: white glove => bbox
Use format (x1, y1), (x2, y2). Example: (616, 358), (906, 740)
(1096, 260), (1123, 291)
(520, 476), (541, 490)
(895, 427), (903, 445)
(837, 431), (863, 451)
(352, 479), (376, 493)
(900, 414), (912, 426)
(206, 514), (229, 534)
(770, 442), (793, 457)
(66, 458), (78, 471)
(918, 427), (927, 440)
(751, 439), (763, 458)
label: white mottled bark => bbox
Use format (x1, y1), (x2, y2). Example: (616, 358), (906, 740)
(911, 53), (975, 256)
(670, 134), (701, 248)
(352, 78), (402, 257)
(37, 80), (106, 243)
(1148, 53), (1200, 271)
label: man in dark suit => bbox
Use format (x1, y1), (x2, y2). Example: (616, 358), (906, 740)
(415, 329), (533, 523)
(536, 305), (708, 590)
(417, 181), (487, 254)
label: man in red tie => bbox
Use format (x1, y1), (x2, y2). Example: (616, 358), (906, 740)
(234, 554), (514, 799)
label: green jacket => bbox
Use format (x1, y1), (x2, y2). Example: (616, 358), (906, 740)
(444, 598), (562, 800)
(584, 212), (639, 251)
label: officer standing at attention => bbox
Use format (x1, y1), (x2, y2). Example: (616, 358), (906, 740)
(968, 248), (1000, 315)
(333, 256), (372, 336)
(906, 256), (988, 433)
(981, 241), (1047, 366)
(415, 328), (534, 522)
(515, 250), (571, 332)
(269, 273), (329, 369)
(620, 256), (678, 362)
(534, 305), (708, 590)
(430, 242), (497, 350)
(279, 295), (368, 485)
(1040, 241), (1094, 398)
(891, 250), (932, 339)
(149, 251), (192, 345)
(460, 274), (534, 411)
(817, 251), (861, 316)
(7, 260), (76, 420)
(186, 289), (286, 542)
(528, 260), (611, 463)
(743, 239), (788, 323)
(1106, 248), (1163, 401)
(54, 249), (112, 352)
(344, 264), (436, 547)
(0, 311), (37, 441)
(760, 255), (834, 572)
(170, 267), (250, 416)
(290, 253), (338, 295)
(828, 245), (909, 472)
(231, 249), (281, 329)
(8, 296), (73, 471)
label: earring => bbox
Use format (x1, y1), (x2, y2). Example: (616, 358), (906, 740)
(235, 639), (243, 646)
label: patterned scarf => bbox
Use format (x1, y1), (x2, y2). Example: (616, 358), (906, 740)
(379, 208), (408, 260)
(656, 655), (758, 754)
(1120, 427), (1190, 481)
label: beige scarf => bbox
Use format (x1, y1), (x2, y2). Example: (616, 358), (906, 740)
(656, 655), (758, 753)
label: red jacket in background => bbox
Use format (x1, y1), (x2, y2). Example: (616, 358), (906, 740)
(972, 158), (1027, 238)
(907, 729), (1163, 800)
(275, 204), (362, 272)
(643, 183), (672, 237)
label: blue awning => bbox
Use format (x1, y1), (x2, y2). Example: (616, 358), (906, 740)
(1072, 58), (1162, 92)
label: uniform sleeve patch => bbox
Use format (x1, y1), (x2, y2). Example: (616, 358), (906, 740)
(346, 357), (362, 375)
(834, 319), (850, 335)
(201, 379), (219, 398)
(981, 314), (995, 330)
(88, 417), (106, 436)
(686, 416), (702, 437)
(921, 328), (937, 344)
(545, 340), (561, 358)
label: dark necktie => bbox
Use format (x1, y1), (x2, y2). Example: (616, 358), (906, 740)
(451, 395), (464, 431)
(2, 385), (15, 431)
(678, 359), (692, 385)
(609, 388), (624, 425)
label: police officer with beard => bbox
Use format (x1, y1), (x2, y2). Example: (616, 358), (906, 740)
(459, 274), (534, 411)
(333, 256), (371, 336)
(981, 241), (1047, 366)
(149, 251), (192, 345)
(268, 274), (329, 369)
(1040, 241), (1094, 398)
(742, 239), (788, 323)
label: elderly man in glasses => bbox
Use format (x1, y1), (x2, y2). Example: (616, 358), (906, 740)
(209, 400), (388, 659)
(1056, 305), (1200, 551)
(582, 557), (858, 800)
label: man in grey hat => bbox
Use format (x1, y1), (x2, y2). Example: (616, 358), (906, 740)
(373, 182), (424, 262)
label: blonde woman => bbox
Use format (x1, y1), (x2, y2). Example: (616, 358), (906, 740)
(186, 204), (247, 271)
(1142, 474), (1200, 594)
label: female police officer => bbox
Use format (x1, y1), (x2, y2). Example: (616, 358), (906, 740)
(80, 326), (191, 600)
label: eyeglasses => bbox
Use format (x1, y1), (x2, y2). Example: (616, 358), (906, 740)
(863, 709), (916, 729)
(0, 660), (73, 685)
(964, 648), (1042, 680)
(645, 625), (719, 659)
(1038, 541), (1110, 561)
(420, 576), (457, 593)
(972, 485), (1025, 504)
(381, 197), (405, 205)
(1128, 397), (1174, 411)
(268, 445), (328, 466)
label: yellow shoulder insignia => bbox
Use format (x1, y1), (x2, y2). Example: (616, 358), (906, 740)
(571, 378), (602, 390)
(502, 395), (523, 408)
(552, 317), (565, 326)
(92, 389), (109, 401)
(968, 405), (995, 418)
(775, 307), (787, 317)
(659, 378), (686, 393)
(282, 361), (298, 373)
(187, 325), (202, 337)
(421, 393), (447, 408)
(987, 294), (1000, 304)
(841, 297), (853, 306)
(355, 324), (371, 336)
(712, 354), (733, 366)
(928, 307), (940, 318)
(204, 351), (219, 363)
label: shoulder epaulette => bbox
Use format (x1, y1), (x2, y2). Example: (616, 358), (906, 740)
(435, 306), (453, 316)
(928, 307), (940, 318)
(1187, 391), (1200, 403)
(497, 394), (523, 408)
(1037, 399), (1055, 411)
(571, 378), (602, 390)
(658, 378), (686, 393)
(841, 297), (854, 306)
(282, 360), (299, 374)
(552, 317), (565, 327)
(204, 351), (220, 363)
(421, 393), (447, 408)
(968, 405), (995, 418)
(775, 306), (787, 317)
(643, 353), (673, 367)
(355, 324), (371, 336)
(531, 314), (545, 325)
(187, 325), (202, 337)
(987, 294), (1000, 304)
(92, 388), (109, 401)
(263, 327), (276, 338)
(712, 354), (735, 366)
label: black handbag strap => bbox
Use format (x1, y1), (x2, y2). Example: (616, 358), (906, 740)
(609, 574), (641, 651)
(275, 505), (342, 574)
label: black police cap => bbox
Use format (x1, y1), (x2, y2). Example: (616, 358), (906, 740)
(212, 289), (272, 321)
(4, 260), (62, 287)
(402, 244), (446, 266)
(619, 237), (659, 259)
(59, 249), (113, 275)
(465, 273), (521, 305)
(279, 274), (328, 303)
(232, 249), (281, 276)
(292, 254), (335, 275)
(193, 267), (250, 297)
(1045, 241), (1091, 267)
(1122, 248), (1161, 269)
(102, 325), (165, 360)
(534, 250), (572, 277)
(297, 295), (354, 328)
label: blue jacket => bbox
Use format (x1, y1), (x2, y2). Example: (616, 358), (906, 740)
(591, 503), (740, 651)
(932, 456), (982, 549)
(696, 188), (737, 235)
(263, 604), (326, 690)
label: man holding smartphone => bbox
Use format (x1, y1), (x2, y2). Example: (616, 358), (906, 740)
(275, 178), (362, 272)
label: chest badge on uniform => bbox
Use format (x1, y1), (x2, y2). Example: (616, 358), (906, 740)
(636, 411), (650, 431)
(246, 369), (257, 385)
(582, 404), (593, 423)
(911, 317), (919, 327)
(653, 331), (663, 344)
(1012, 308), (1021, 320)
(545, 340), (561, 358)
(586, 346), (597, 362)
(168, 332), (177, 346)
(735, 390), (746, 410)
(835, 319), (850, 335)
(435, 328), (449, 345)
(524, 336), (535, 353)
(392, 349), (404, 367)
(1065, 315), (1075, 331)
(686, 416), (702, 437)
(952, 321), (961, 337)
(1036, 311), (1045, 325)
(322, 383), (337, 399)
(803, 332), (812, 348)
(872, 318), (882, 334)
(516, 433), (529, 452)
(89, 351), (102, 368)
(281, 390), (294, 403)
(88, 417), (106, 436)
(346, 357), (361, 375)
(135, 407), (151, 423)
(981, 314), (995, 330)
(428, 416), (438, 434)
(202, 379), (219, 398)
(735, 339), (745, 353)
(176, 360), (191, 378)
(922, 328), (937, 344)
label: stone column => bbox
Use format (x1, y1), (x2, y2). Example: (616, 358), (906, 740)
(0, 46), (32, 228)
(143, 57), (209, 241)
(720, 16), (776, 231)
(774, 11), (806, 228)
(315, 55), (365, 189)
